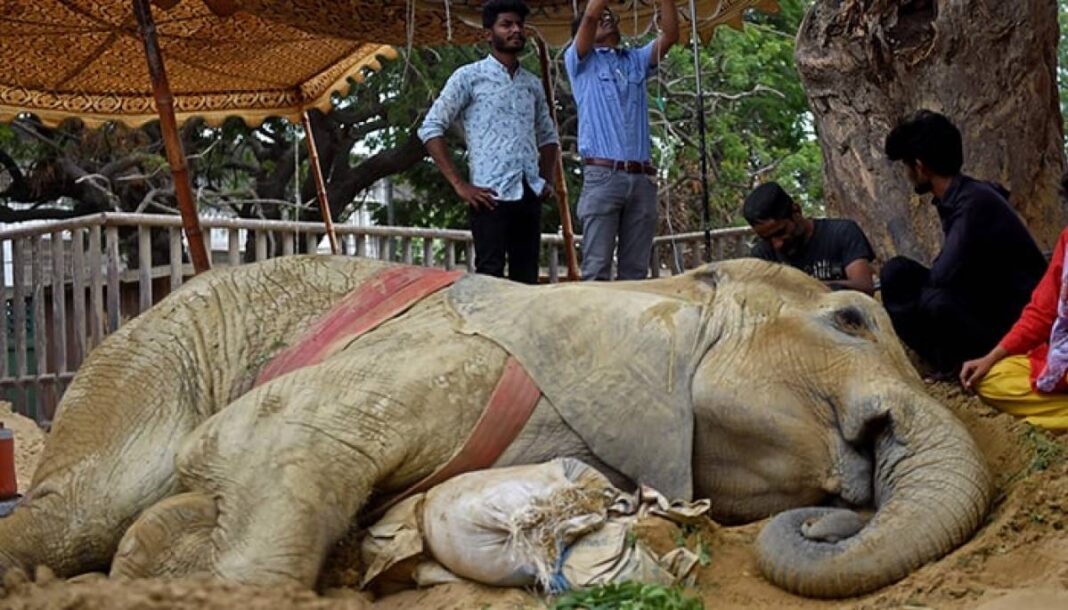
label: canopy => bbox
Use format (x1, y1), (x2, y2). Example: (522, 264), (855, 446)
(0, 0), (778, 129)
(0, 1), (396, 128)
(233, 0), (780, 46)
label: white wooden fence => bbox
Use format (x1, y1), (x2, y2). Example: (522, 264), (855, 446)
(0, 213), (752, 423)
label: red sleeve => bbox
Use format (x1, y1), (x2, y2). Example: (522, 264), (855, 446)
(999, 228), (1068, 355)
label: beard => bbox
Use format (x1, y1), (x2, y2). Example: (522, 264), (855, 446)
(595, 27), (620, 46)
(491, 31), (525, 53)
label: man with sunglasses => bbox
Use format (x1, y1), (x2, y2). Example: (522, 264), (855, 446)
(566, 0), (679, 280)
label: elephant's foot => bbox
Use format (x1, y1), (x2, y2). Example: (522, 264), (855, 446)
(111, 493), (217, 579)
(0, 489), (116, 577)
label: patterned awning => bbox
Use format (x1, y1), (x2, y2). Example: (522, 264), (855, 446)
(1, 0), (777, 128)
(0, 1), (396, 128)
(231, 0), (779, 46)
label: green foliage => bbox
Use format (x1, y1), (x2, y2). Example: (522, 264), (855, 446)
(1024, 426), (1065, 473)
(361, 0), (820, 233)
(2, 1), (822, 234)
(651, 0), (820, 226)
(550, 582), (704, 610)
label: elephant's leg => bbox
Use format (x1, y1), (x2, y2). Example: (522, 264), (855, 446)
(0, 257), (388, 577)
(0, 371), (202, 576)
(110, 492), (217, 579)
(161, 325), (507, 585)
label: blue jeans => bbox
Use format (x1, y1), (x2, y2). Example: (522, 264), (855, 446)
(577, 166), (658, 281)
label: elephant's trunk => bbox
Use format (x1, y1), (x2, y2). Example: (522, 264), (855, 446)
(756, 389), (993, 598)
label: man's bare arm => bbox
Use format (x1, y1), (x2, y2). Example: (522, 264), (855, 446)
(538, 143), (560, 198)
(424, 137), (497, 210)
(825, 259), (875, 295)
(651, 0), (680, 65)
(574, 0), (610, 59)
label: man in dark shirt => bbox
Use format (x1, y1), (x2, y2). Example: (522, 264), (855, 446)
(882, 110), (1046, 377)
(744, 181), (876, 295)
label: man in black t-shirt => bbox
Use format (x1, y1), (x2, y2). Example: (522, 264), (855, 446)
(743, 182), (876, 295)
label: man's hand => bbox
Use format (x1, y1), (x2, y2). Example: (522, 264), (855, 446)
(539, 183), (555, 201)
(455, 181), (497, 211)
(960, 346), (1007, 392)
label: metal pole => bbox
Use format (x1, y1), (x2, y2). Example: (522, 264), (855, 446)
(132, 0), (211, 274)
(688, 0), (713, 262)
(301, 111), (340, 255)
(534, 35), (580, 281)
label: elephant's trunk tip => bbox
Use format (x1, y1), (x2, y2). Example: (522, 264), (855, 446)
(758, 506), (916, 597)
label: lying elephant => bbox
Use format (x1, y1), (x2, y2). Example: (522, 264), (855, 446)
(0, 256), (991, 598)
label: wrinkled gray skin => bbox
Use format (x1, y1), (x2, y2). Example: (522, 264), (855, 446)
(0, 257), (991, 598)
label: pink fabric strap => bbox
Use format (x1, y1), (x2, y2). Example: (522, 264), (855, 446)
(361, 356), (541, 524)
(252, 265), (541, 523)
(254, 266), (463, 387)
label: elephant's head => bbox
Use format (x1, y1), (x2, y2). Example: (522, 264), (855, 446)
(689, 259), (992, 598)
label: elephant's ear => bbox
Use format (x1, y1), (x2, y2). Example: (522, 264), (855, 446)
(447, 275), (713, 500)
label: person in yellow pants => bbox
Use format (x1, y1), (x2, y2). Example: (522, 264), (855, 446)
(973, 355), (1068, 430)
(961, 204), (1068, 431)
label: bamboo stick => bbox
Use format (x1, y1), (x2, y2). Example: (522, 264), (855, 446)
(132, 0), (211, 274)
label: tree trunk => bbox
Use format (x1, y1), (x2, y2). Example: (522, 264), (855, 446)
(796, 0), (1065, 262)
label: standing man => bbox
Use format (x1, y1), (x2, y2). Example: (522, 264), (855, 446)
(743, 181), (876, 295)
(882, 110), (1046, 378)
(566, 0), (679, 281)
(418, 0), (560, 284)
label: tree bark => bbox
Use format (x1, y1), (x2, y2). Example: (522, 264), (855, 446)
(796, 0), (1066, 262)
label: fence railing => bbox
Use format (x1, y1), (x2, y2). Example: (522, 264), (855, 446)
(0, 213), (752, 423)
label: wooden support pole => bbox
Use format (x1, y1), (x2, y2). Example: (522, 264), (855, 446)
(132, 0), (211, 274)
(301, 111), (340, 255)
(533, 35), (580, 281)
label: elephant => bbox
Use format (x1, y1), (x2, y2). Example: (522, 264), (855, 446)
(0, 256), (992, 599)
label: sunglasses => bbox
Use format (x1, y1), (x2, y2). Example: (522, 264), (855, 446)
(599, 10), (619, 24)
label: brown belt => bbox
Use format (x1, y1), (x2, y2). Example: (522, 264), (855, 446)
(584, 158), (656, 176)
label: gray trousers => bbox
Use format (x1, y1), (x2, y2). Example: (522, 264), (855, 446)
(577, 165), (658, 281)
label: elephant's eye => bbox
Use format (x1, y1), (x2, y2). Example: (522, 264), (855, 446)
(830, 306), (873, 338)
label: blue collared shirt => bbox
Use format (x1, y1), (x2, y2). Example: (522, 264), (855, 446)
(564, 41), (656, 163)
(418, 55), (560, 202)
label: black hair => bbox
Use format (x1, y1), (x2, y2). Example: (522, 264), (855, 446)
(884, 109), (964, 177)
(743, 182), (795, 225)
(482, 0), (530, 29)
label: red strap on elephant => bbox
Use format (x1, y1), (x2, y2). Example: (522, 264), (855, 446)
(361, 356), (541, 524)
(254, 266), (464, 387)
(251, 264), (541, 523)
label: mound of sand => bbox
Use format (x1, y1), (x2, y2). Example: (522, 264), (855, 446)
(0, 402), (45, 492)
(2, 384), (1066, 609)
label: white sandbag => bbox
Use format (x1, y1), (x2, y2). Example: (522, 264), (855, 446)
(358, 460), (712, 594)
(561, 521), (700, 589)
(421, 458), (614, 588)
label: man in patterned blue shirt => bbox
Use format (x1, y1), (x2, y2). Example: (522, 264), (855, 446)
(566, 0), (678, 280)
(419, 0), (560, 285)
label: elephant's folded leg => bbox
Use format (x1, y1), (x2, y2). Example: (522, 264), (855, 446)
(110, 492), (218, 579)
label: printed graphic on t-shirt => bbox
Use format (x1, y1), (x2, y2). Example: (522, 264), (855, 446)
(805, 259), (846, 281)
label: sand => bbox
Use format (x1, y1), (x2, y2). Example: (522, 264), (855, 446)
(2, 384), (1066, 609)
(0, 402), (45, 493)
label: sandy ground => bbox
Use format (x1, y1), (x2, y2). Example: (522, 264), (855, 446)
(0, 402), (44, 493)
(1, 385), (1067, 609)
